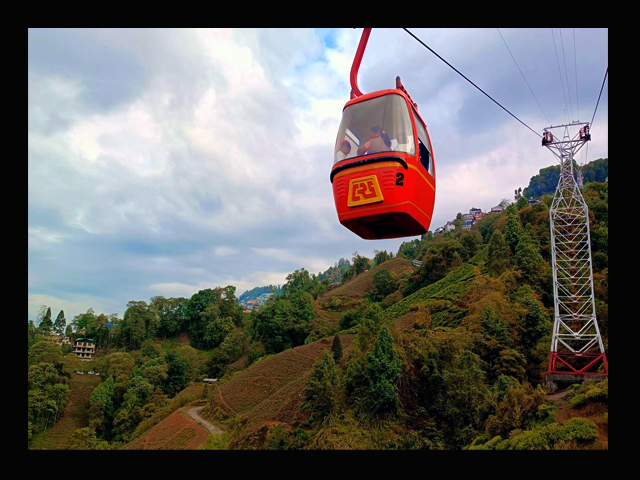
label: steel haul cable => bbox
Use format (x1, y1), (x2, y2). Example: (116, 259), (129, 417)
(402, 28), (542, 139)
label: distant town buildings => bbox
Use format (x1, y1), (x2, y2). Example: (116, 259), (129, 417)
(434, 205), (504, 233)
(239, 292), (275, 311)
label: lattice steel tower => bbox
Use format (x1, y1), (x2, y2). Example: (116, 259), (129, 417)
(542, 123), (607, 385)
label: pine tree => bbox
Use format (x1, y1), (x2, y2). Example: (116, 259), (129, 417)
(487, 230), (511, 275)
(38, 306), (53, 334)
(365, 326), (401, 414)
(54, 310), (66, 335)
(302, 350), (339, 419)
(515, 234), (544, 285)
(331, 334), (343, 363)
(504, 207), (521, 253)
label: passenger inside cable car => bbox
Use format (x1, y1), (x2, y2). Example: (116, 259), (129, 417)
(333, 93), (432, 173)
(334, 140), (353, 162)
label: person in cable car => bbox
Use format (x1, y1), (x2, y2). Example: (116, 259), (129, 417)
(357, 125), (392, 155)
(335, 140), (353, 162)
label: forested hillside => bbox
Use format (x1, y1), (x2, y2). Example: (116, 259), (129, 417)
(523, 157), (607, 199)
(28, 170), (608, 450)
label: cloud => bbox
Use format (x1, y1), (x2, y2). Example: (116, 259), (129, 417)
(28, 28), (608, 322)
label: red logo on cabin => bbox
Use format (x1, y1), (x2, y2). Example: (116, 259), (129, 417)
(347, 175), (384, 207)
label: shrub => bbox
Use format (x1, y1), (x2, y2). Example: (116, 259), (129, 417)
(198, 432), (229, 450)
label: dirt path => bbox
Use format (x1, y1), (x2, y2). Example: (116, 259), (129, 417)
(187, 406), (223, 436)
(546, 388), (608, 448)
(547, 388), (572, 401)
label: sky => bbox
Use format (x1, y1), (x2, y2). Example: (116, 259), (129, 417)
(28, 28), (608, 322)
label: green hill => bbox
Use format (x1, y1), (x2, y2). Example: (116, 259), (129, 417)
(28, 175), (608, 450)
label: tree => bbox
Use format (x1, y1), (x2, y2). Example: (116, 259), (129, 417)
(504, 205), (521, 253)
(149, 296), (188, 338)
(403, 239), (464, 296)
(373, 250), (394, 267)
(515, 233), (545, 285)
(121, 302), (156, 350)
(164, 351), (190, 396)
(28, 340), (64, 368)
(331, 334), (343, 363)
(141, 359), (169, 388)
(53, 310), (66, 335)
(516, 194), (529, 210)
(200, 304), (235, 349)
(365, 326), (401, 414)
(302, 350), (340, 419)
(282, 268), (318, 299)
(494, 349), (527, 382)
(516, 287), (552, 355)
(480, 306), (510, 347)
(459, 230), (483, 261)
(73, 308), (98, 336)
(371, 269), (398, 302)
(38, 306), (53, 334)
(487, 230), (511, 275)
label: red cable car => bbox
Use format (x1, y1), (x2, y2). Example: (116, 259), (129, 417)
(331, 28), (436, 240)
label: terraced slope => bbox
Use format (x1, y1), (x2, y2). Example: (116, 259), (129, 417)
(122, 407), (210, 450)
(316, 258), (415, 328)
(29, 373), (102, 450)
(209, 334), (355, 432)
(383, 262), (479, 327)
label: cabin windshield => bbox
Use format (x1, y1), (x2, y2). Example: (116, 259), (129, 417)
(333, 93), (415, 165)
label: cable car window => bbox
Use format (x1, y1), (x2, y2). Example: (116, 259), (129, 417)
(334, 93), (415, 164)
(415, 115), (432, 175)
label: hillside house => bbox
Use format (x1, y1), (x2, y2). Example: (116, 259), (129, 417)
(44, 333), (71, 346)
(490, 205), (504, 214)
(444, 221), (455, 232)
(73, 338), (96, 362)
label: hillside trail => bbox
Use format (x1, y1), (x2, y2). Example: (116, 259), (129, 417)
(187, 406), (223, 436)
(546, 387), (608, 448)
(546, 388), (573, 422)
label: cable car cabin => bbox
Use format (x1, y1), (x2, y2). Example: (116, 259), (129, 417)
(330, 87), (435, 240)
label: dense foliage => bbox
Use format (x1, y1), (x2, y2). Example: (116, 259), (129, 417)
(28, 159), (608, 450)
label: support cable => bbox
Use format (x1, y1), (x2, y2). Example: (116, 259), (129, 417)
(573, 29), (579, 122)
(590, 67), (608, 128)
(497, 28), (551, 126)
(403, 28), (541, 138)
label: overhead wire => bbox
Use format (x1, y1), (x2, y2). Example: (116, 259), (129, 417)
(590, 67), (608, 128)
(573, 29), (579, 122)
(402, 28), (542, 138)
(551, 29), (570, 124)
(497, 28), (551, 126)
(559, 29), (574, 122)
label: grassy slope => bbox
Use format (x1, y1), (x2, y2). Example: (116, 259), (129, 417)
(315, 258), (415, 328)
(122, 406), (210, 450)
(29, 374), (102, 450)
(120, 247), (609, 449)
